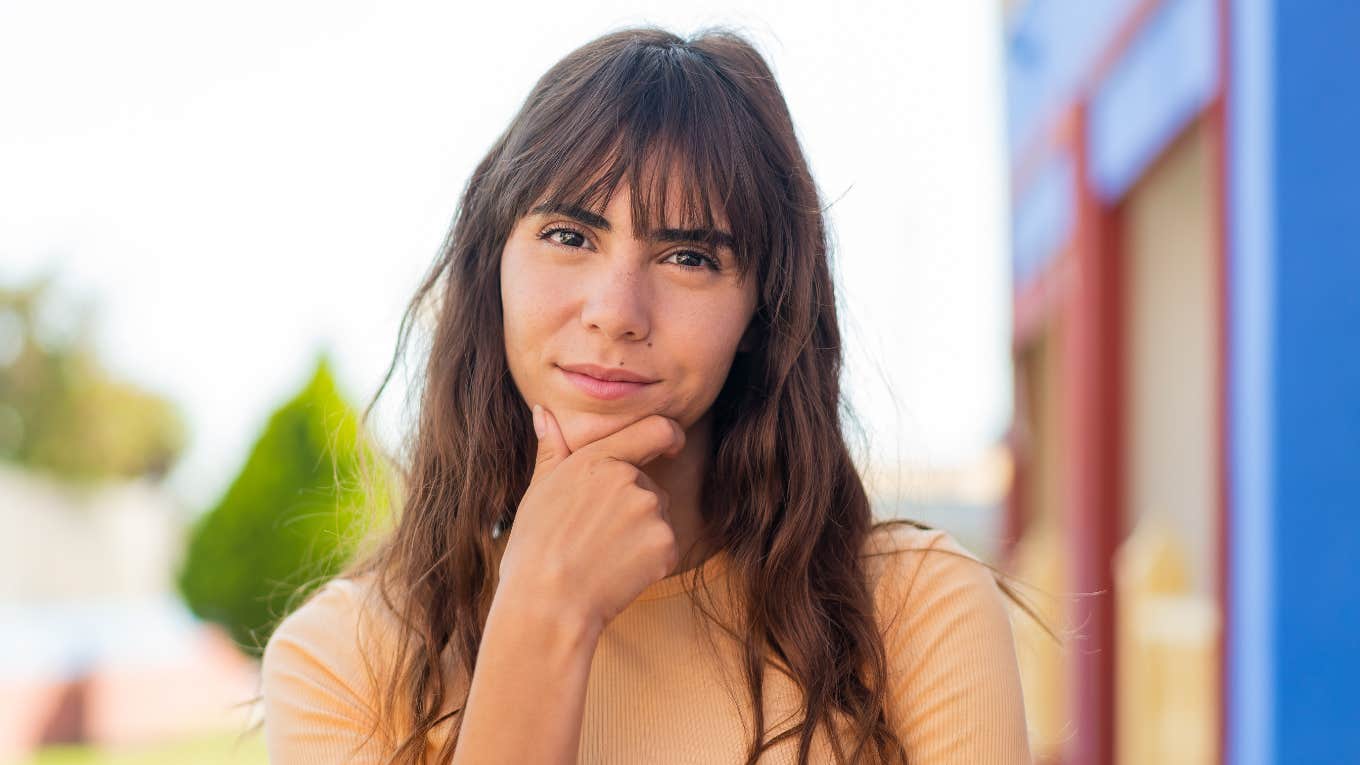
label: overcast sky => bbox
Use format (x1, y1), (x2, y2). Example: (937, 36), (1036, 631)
(0, 0), (1012, 512)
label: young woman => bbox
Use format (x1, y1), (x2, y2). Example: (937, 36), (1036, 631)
(261, 25), (1036, 765)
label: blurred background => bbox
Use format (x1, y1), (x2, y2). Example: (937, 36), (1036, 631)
(1, 1), (1355, 764)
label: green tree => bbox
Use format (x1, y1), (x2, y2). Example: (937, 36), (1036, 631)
(177, 353), (394, 656)
(0, 273), (187, 484)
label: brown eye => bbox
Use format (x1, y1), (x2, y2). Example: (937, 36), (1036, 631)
(663, 249), (722, 273)
(540, 227), (588, 248)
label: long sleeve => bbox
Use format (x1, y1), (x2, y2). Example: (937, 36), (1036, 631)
(875, 527), (1033, 765)
(260, 579), (392, 765)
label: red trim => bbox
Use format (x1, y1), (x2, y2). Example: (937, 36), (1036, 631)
(1059, 104), (1120, 765)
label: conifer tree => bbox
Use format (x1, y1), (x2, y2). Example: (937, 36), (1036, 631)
(177, 353), (391, 656)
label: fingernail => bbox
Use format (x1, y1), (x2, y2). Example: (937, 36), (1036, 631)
(532, 404), (545, 437)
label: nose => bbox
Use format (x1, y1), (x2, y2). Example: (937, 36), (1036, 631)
(579, 258), (651, 342)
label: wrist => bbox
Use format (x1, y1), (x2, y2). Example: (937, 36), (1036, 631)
(489, 576), (604, 650)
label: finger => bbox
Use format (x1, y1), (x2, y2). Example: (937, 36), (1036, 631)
(530, 404), (572, 483)
(581, 414), (685, 468)
(635, 472), (673, 527)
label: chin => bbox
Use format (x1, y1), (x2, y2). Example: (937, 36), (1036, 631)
(554, 408), (647, 451)
(553, 402), (696, 452)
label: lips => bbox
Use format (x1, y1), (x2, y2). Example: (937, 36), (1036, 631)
(556, 363), (658, 401)
(557, 362), (658, 383)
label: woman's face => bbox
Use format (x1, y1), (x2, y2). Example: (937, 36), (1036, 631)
(500, 181), (759, 451)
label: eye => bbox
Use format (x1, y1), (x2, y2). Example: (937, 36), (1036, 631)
(663, 249), (723, 273)
(537, 223), (723, 274)
(538, 225), (591, 249)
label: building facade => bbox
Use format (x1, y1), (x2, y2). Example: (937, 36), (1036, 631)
(1000, 2), (1360, 764)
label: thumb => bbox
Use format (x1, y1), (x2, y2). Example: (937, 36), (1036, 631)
(531, 404), (571, 482)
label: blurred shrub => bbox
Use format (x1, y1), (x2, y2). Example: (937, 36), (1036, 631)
(0, 274), (187, 484)
(177, 354), (395, 657)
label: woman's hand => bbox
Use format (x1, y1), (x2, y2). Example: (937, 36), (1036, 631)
(497, 404), (686, 634)
(453, 403), (680, 764)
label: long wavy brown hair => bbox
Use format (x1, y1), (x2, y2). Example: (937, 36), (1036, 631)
(268, 24), (1052, 765)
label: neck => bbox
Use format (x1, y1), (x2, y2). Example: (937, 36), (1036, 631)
(641, 410), (714, 576)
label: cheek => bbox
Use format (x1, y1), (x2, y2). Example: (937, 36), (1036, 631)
(661, 302), (751, 419)
(501, 249), (539, 329)
(500, 247), (564, 388)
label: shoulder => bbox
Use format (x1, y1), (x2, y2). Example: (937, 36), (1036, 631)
(264, 573), (391, 664)
(862, 521), (990, 608)
(860, 520), (1012, 658)
(266, 576), (365, 648)
(861, 521), (1033, 763)
(260, 572), (400, 723)
(260, 573), (416, 761)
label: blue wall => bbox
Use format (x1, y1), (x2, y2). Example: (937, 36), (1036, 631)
(1228, 2), (1360, 763)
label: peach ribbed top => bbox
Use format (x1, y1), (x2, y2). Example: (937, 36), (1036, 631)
(261, 523), (1032, 763)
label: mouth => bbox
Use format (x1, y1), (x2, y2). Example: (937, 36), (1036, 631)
(556, 363), (659, 401)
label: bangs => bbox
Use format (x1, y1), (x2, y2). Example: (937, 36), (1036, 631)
(497, 33), (777, 278)
(537, 139), (738, 265)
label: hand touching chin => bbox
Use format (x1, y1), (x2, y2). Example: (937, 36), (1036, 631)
(552, 408), (647, 453)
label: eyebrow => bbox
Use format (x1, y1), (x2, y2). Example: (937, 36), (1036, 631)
(530, 202), (736, 251)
